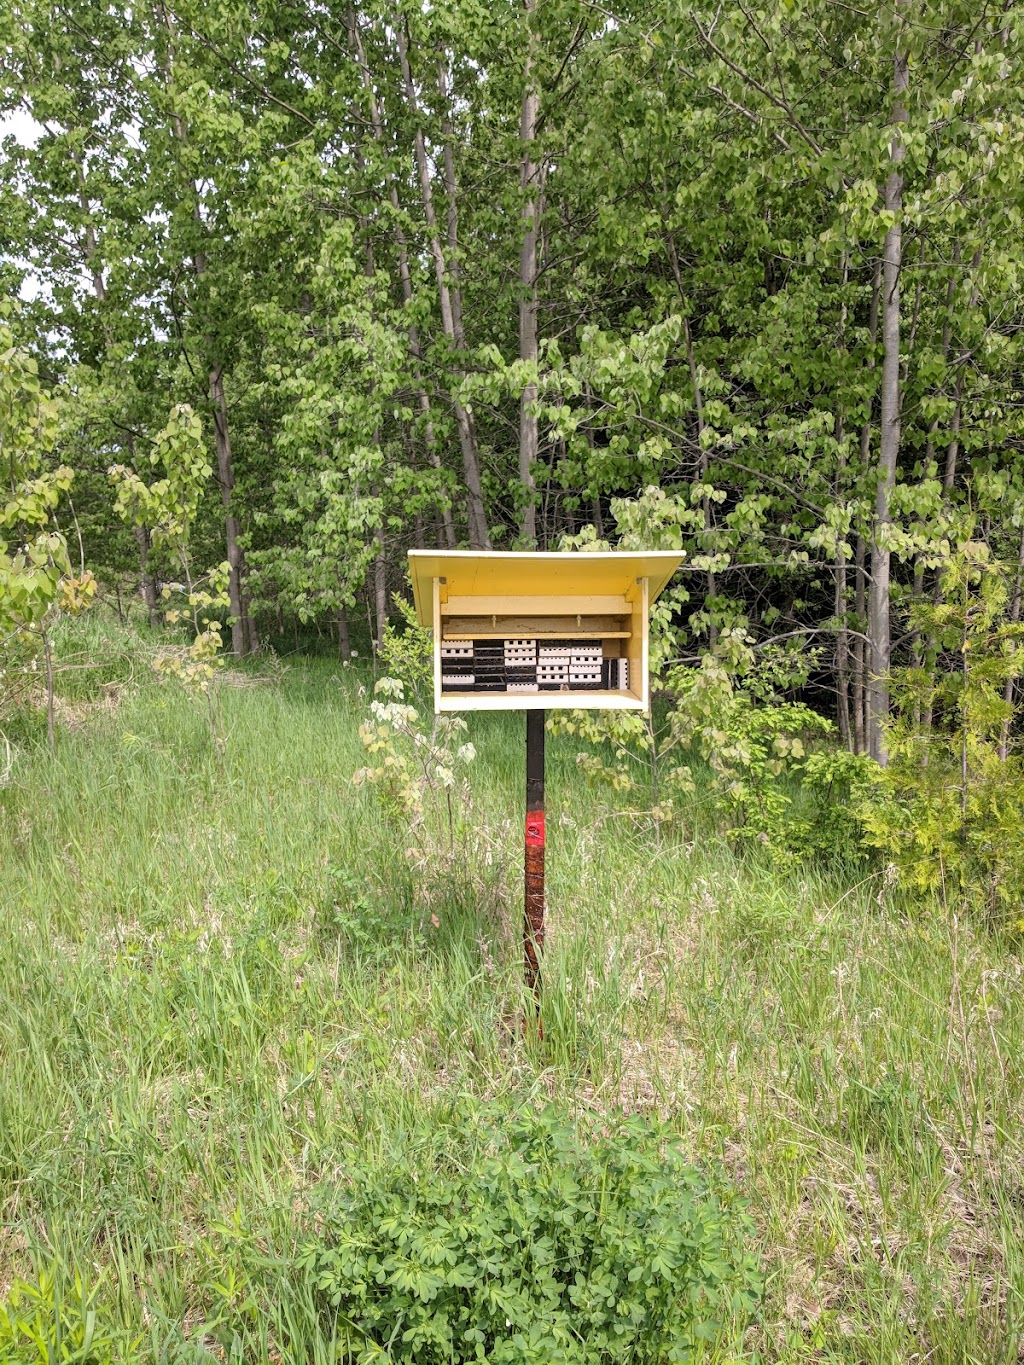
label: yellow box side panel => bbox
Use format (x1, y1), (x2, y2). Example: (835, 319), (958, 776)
(432, 577), (443, 713)
(626, 579), (649, 712)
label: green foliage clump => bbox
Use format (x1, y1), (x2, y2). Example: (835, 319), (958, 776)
(0, 1270), (138, 1364)
(111, 404), (231, 750)
(353, 678), (477, 831)
(292, 1107), (760, 1364)
(314, 863), (415, 960)
(377, 592), (434, 701)
(553, 629), (875, 865)
(859, 546), (1024, 927)
(0, 304), (80, 729)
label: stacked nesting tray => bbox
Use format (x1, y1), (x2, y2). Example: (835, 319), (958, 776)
(439, 641), (475, 690)
(440, 639), (627, 694)
(538, 640), (603, 690)
(471, 640), (506, 691)
(503, 638), (539, 692)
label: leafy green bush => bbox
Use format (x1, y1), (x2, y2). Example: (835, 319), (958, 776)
(287, 1107), (760, 1364)
(859, 545), (1024, 926)
(553, 639), (875, 865)
(314, 864), (418, 961)
(377, 593), (433, 702)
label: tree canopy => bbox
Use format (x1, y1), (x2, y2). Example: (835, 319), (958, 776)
(4, 0), (1024, 760)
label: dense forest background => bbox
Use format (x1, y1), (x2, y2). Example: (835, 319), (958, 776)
(3, 0), (1024, 771)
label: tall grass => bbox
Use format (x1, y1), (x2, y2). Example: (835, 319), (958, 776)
(1, 623), (1022, 1360)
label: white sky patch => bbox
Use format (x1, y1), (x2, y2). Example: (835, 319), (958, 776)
(0, 108), (44, 148)
(1, 109), (45, 298)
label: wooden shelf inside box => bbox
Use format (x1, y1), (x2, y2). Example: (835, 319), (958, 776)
(441, 614), (630, 641)
(437, 689), (642, 712)
(446, 629), (630, 640)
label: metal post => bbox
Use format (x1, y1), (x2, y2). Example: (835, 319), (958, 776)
(524, 708), (546, 1002)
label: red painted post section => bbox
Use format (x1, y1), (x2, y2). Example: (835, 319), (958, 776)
(524, 709), (546, 1003)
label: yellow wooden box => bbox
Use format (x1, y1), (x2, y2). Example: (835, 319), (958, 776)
(408, 550), (684, 712)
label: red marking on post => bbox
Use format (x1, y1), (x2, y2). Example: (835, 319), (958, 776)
(524, 839), (546, 1006)
(525, 811), (546, 848)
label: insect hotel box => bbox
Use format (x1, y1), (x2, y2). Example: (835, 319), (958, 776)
(408, 550), (684, 713)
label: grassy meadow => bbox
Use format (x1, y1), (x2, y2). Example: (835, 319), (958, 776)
(1, 618), (1023, 1362)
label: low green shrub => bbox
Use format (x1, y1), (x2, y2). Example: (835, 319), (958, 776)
(0, 1269), (139, 1364)
(284, 1106), (760, 1363)
(859, 544), (1024, 927)
(314, 864), (416, 959)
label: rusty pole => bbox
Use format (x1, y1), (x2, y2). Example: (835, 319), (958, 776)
(524, 708), (546, 1006)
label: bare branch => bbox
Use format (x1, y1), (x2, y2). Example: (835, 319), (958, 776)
(692, 17), (826, 157)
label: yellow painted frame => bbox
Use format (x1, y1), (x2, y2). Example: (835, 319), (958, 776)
(408, 549), (684, 713)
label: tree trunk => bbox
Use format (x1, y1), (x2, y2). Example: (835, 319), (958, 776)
(943, 375), (963, 492)
(347, 13), (455, 548)
(867, 38), (909, 766)
(834, 413), (852, 749)
(436, 61), (467, 350)
(243, 596), (259, 653)
(74, 153), (107, 307)
(159, 6), (251, 655)
(337, 605), (351, 662)
(209, 365), (247, 657)
(211, 395), (251, 649)
(373, 541), (388, 655)
(852, 260), (881, 756)
(396, 20), (489, 548)
(909, 561), (933, 761)
(517, 0), (540, 544)
(665, 232), (716, 642)
(853, 534), (867, 754)
(134, 525), (160, 628)
(835, 253), (852, 750)
(836, 546), (851, 749)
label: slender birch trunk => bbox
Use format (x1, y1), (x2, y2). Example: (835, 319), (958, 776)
(347, 13), (455, 547)
(834, 252), (852, 749)
(867, 36), (909, 765)
(915, 245), (970, 738)
(396, 20), (489, 547)
(924, 249), (982, 734)
(209, 364), (247, 657)
(517, 0), (540, 544)
(853, 260), (882, 754)
(835, 411), (852, 750)
(853, 534), (867, 753)
(337, 606), (352, 662)
(665, 231), (717, 642)
(74, 155), (107, 306)
(913, 247), (960, 708)
(373, 539), (388, 655)
(436, 62), (466, 349)
(134, 525), (160, 627)
(943, 376), (963, 493)
(159, 3), (251, 653)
